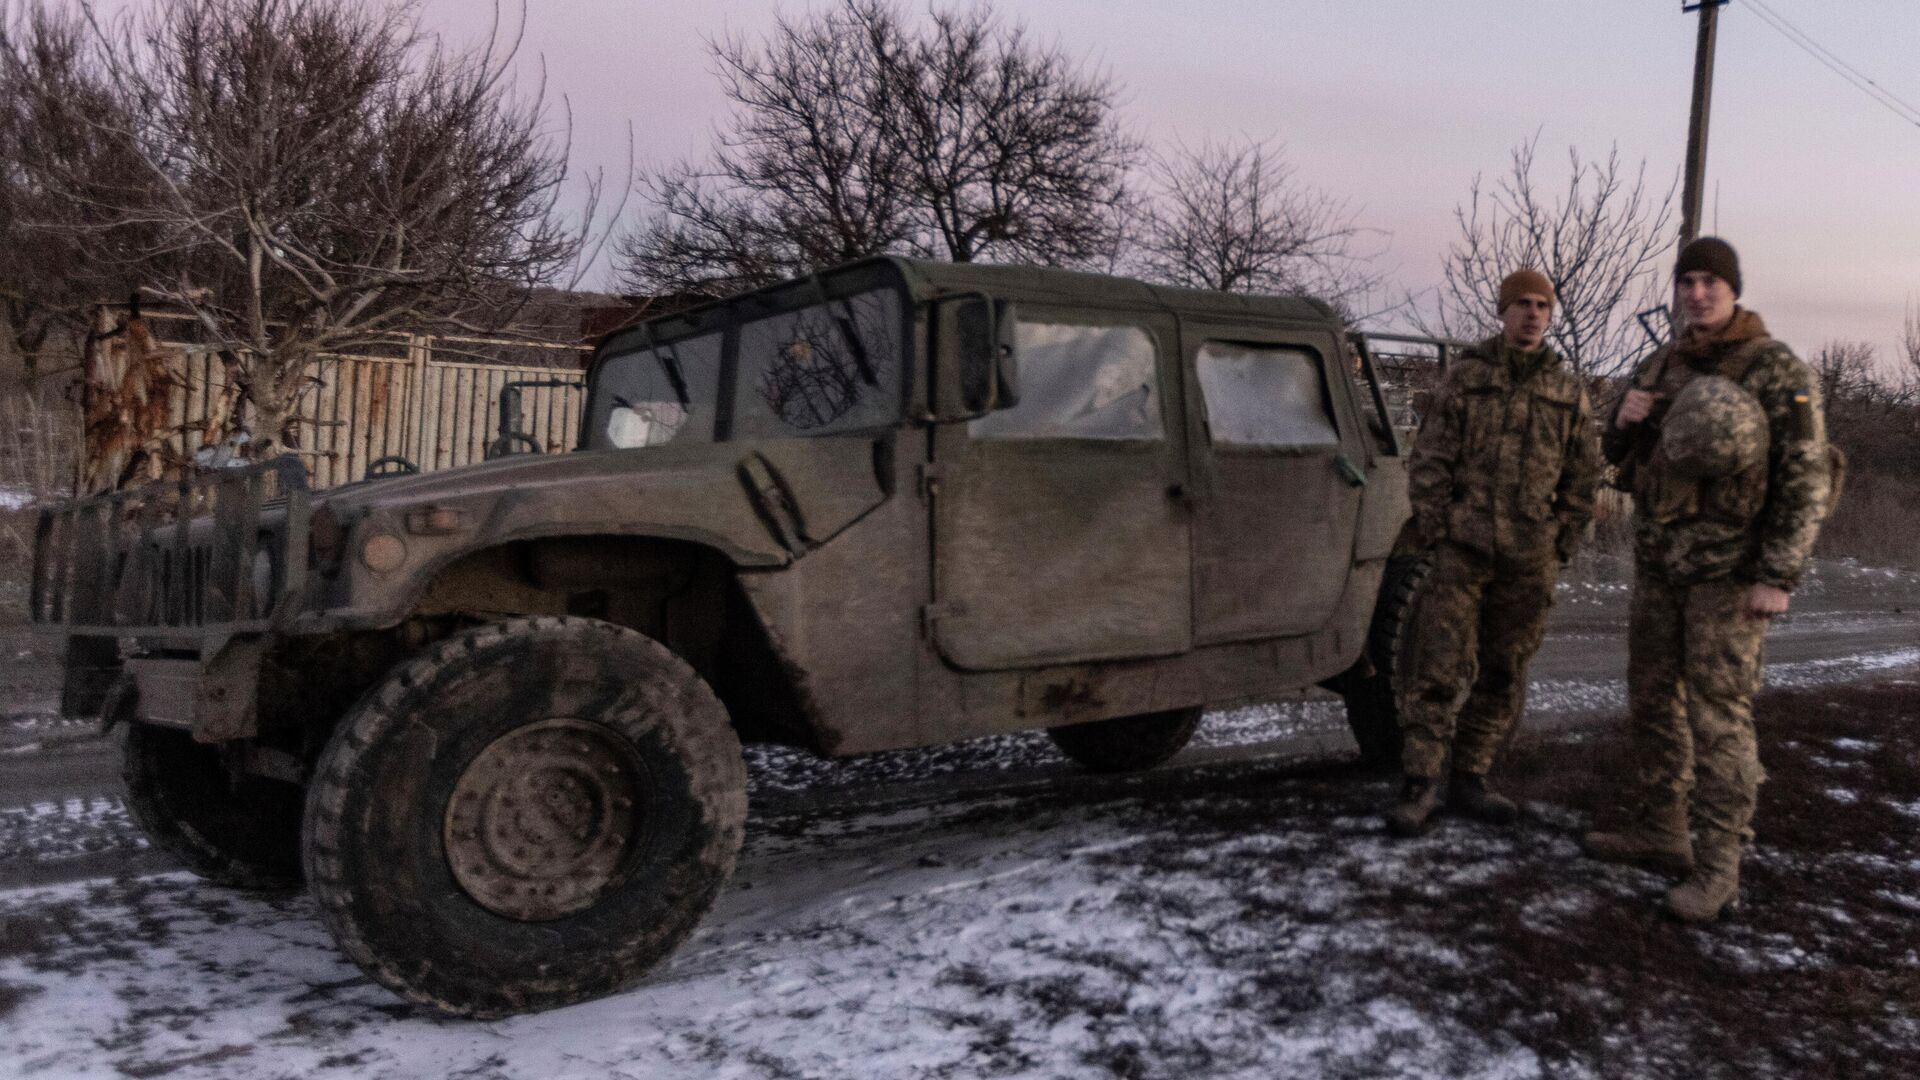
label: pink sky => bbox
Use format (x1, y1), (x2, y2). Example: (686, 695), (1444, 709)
(422, 0), (1920, 371)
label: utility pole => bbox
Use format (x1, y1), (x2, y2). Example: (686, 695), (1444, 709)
(1679, 1), (1730, 245)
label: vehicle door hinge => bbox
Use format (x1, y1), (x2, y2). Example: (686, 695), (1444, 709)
(919, 600), (963, 638)
(1335, 453), (1368, 488)
(917, 462), (949, 500)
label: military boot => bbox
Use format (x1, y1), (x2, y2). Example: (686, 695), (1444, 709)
(1386, 776), (1444, 837)
(1581, 804), (1695, 877)
(1665, 845), (1741, 923)
(1447, 771), (1518, 825)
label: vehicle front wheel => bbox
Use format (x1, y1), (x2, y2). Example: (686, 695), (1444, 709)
(118, 681), (305, 889)
(1047, 706), (1202, 773)
(302, 616), (747, 1018)
(1337, 555), (1430, 770)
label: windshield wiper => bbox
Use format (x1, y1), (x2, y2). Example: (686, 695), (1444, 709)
(639, 325), (692, 406)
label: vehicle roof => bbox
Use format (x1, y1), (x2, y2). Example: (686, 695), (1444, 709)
(885, 256), (1337, 325)
(600, 256), (1342, 356)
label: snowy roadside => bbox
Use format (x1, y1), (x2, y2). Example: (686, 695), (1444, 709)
(2, 560), (1917, 1077)
(4, 682), (1920, 1078)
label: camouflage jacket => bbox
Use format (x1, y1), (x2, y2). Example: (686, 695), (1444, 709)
(1407, 336), (1601, 566)
(1602, 308), (1830, 589)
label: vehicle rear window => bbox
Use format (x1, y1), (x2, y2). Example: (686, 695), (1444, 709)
(970, 322), (1162, 440)
(1195, 342), (1339, 449)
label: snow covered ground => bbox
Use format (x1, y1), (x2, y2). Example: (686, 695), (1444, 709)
(3, 563), (1919, 1078)
(5, 681), (1920, 1078)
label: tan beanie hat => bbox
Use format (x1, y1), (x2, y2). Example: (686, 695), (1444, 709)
(1497, 269), (1555, 312)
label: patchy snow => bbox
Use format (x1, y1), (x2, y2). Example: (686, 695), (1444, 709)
(1767, 647), (1920, 688)
(0, 486), (32, 511)
(0, 799), (144, 864)
(0, 791), (1578, 1080)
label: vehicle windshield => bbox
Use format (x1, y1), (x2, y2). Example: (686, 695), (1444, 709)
(587, 331), (724, 450)
(586, 286), (907, 451)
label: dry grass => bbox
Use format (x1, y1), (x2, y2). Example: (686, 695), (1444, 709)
(0, 386), (80, 622)
(1816, 468), (1920, 570)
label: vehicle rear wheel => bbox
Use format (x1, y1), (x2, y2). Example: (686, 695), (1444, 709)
(1337, 555), (1430, 770)
(117, 682), (305, 889)
(1047, 706), (1202, 773)
(302, 616), (747, 1018)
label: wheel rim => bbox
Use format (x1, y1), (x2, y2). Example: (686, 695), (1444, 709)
(443, 718), (646, 921)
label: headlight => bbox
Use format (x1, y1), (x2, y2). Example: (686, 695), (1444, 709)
(359, 532), (408, 574)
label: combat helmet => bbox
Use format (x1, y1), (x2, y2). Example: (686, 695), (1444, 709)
(1655, 374), (1769, 479)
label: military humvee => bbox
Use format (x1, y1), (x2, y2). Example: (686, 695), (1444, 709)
(31, 257), (1418, 1017)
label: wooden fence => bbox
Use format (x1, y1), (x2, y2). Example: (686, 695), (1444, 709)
(91, 307), (591, 491)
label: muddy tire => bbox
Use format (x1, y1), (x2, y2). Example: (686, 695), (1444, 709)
(1338, 555), (1430, 770)
(1047, 707), (1202, 773)
(117, 683), (305, 889)
(302, 616), (747, 1018)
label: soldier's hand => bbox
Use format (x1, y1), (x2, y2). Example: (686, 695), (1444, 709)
(1615, 389), (1660, 429)
(1747, 583), (1791, 618)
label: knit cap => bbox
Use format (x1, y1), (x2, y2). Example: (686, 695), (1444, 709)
(1674, 236), (1742, 297)
(1497, 269), (1555, 312)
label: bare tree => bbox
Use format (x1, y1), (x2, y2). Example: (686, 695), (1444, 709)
(0, 3), (151, 381)
(1423, 134), (1676, 378)
(1903, 296), (1920, 386)
(3, 0), (588, 457)
(618, 1), (912, 297)
(1134, 136), (1381, 311)
(1813, 340), (1890, 406)
(617, 0), (1135, 296)
(876, 1), (1133, 267)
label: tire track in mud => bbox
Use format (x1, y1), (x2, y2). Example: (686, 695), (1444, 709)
(2, 611), (1918, 888)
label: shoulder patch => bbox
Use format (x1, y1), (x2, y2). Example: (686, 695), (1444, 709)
(1788, 386), (1816, 440)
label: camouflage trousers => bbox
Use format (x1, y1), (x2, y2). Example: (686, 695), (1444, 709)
(1625, 566), (1769, 870)
(1398, 542), (1557, 779)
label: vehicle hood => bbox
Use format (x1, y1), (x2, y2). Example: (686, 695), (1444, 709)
(315, 438), (895, 569)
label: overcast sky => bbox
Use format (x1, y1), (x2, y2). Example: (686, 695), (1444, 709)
(424, 0), (1920, 368)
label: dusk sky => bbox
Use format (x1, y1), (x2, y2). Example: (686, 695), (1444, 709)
(422, 0), (1920, 369)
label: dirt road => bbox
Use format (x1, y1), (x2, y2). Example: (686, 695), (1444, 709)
(5, 560), (1918, 888)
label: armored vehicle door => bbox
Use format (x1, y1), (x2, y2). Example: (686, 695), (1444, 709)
(1181, 326), (1367, 643)
(927, 309), (1192, 671)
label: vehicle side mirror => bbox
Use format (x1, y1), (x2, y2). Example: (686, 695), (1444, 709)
(933, 295), (1018, 420)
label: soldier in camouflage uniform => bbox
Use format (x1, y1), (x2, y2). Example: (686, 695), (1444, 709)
(1388, 270), (1602, 836)
(1584, 237), (1832, 922)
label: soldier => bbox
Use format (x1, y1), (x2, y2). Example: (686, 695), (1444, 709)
(1388, 270), (1602, 836)
(1583, 236), (1831, 922)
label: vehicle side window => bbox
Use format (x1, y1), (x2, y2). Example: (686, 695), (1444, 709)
(731, 289), (905, 438)
(1196, 342), (1339, 449)
(970, 322), (1162, 440)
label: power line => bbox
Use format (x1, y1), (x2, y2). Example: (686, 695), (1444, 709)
(1743, 0), (1920, 129)
(1747, 0), (1920, 118)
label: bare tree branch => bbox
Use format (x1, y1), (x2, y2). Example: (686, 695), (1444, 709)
(1132, 135), (1383, 314)
(3, 0), (589, 454)
(615, 0), (1136, 297)
(1418, 133), (1677, 379)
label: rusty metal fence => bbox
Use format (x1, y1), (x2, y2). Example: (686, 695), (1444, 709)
(104, 308), (589, 491)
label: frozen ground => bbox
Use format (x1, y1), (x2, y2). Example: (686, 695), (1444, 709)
(4, 684), (1920, 1079)
(2, 563), (1918, 1078)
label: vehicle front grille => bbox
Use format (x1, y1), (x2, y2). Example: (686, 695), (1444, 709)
(31, 457), (310, 637)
